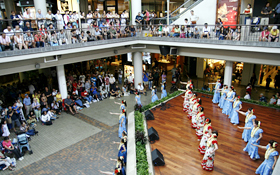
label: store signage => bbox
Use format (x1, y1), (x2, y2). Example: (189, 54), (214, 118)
(217, 0), (239, 29)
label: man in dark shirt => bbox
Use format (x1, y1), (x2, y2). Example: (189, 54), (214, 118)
(86, 31), (96, 42)
(135, 12), (143, 33)
(64, 95), (78, 115)
(8, 105), (21, 132)
(23, 22), (34, 32)
(130, 25), (136, 37)
(45, 87), (53, 106)
(153, 69), (159, 86)
(260, 2), (272, 26)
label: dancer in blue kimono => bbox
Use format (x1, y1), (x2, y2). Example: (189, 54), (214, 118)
(222, 86), (235, 115)
(110, 109), (127, 138)
(135, 92), (142, 107)
(114, 100), (127, 113)
(209, 79), (221, 104)
(218, 85), (228, 109)
(151, 86), (159, 103)
(104, 156), (126, 175)
(238, 120), (263, 160)
(229, 96), (242, 125)
(237, 108), (256, 142)
(161, 81), (167, 99)
(254, 140), (278, 175)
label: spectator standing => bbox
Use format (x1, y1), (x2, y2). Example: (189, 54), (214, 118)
(250, 72), (257, 91)
(64, 10), (70, 26)
(145, 10), (150, 29)
(10, 11), (20, 28)
(45, 10), (54, 27)
(153, 70), (159, 86)
(265, 75), (272, 91)
(23, 94), (32, 116)
(104, 74), (110, 92)
(143, 71), (149, 90)
(23, 8), (34, 26)
(190, 10), (199, 25)
(109, 74), (116, 90)
(36, 9), (45, 29)
(274, 3), (280, 25)
(135, 12), (143, 33)
(275, 72), (280, 89)
(55, 10), (64, 30)
(243, 4), (252, 24)
(118, 69), (123, 85)
(148, 72), (153, 90)
(260, 2), (272, 26)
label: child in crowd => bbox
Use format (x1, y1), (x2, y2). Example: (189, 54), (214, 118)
(101, 87), (108, 99)
(244, 91), (251, 100)
(269, 95), (277, 105)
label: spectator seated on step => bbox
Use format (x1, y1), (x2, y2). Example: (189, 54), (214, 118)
(81, 89), (94, 103)
(71, 91), (84, 107)
(64, 95), (78, 115)
(101, 87), (108, 99)
(268, 26), (279, 42)
(269, 95), (277, 105)
(259, 93), (267, 103)
(19, 121), (37, 136)
(90, 85), (102, 101)
(244, 91), (251, 100)
(201, 23), (210, 39)
(0, 152), (16, 171)
(0, 33), (13, 51)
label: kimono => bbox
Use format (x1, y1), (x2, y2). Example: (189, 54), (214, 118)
(256, 145), (278, 175)
(201, 137), (218, 171)
(212, 82), (221, 103)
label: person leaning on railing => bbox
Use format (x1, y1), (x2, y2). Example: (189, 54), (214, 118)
(57, 29), (68, 45)
(34, 31), (45, 48)
(14, 31), (27, 50)
(0, 33), (13, 51)
(24, 30), (35, 48)
(268, 26), (279, 42)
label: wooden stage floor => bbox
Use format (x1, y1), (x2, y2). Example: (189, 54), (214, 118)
(147, 93), (280, 175)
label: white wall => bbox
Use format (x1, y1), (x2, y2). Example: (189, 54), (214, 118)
(172, 0), (217, 25)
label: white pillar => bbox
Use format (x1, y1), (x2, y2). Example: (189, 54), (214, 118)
(224, 61), (233, 87)
(131, 0), (141, 25)
(34, 0), (47, 16)
(56, 65), (67, 99)
(133, 52), (143, 89)
(240, 63), (254, 85)
(196, 58), (206, 78)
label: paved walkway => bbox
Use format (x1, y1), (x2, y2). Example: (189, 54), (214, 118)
(3, 91), (159, 174)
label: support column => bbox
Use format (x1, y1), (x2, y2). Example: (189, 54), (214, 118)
(19, 72), (26, 83)
(240, 63), (254, 85)
(133, 52), (143, 89)
(131, 0), (141, 25)
(4, 0), (15, 26)
(34, 0), (47, 16)
(224, 61), (233, 87)
(56, 65), (67, 99)
(196, 58), (206, 79)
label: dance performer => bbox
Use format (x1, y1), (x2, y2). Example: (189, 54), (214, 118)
(192, 106), (205, 129)
(114, 100), (127, 113)
(237, 108), (256, 142)
(209, 79), (221, 104)
(135, 92), (142, 107)
(151, 86), (159, 103)
(201, 131), (219, 171)
(117, 138), (127, 164)
(197, 118), (212, 154)
(238, 120), (263, 160)
(218, 85), (228, 109)
(161, 81), (167, 99)
(188, 98), (201, 120)
(187, 93), (198, 115)
(110, 109), (127, 138)
(99, 168), (122, 175)
(254, 140), (278, 175)
(229, 96), (242, 125)
(222, 86), (235, 115)
(180, 79), (193, 90)
(179, 86), (193, 112)
(108, 156), (126, 175)
(195, 107), (206, 140)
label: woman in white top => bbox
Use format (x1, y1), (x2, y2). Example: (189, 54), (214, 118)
(56, 10), (64, 30)
(14, 32), (27, 50)
(16, 99), (25, 119)
(41, 111), (52, 125)
(87, 11), (93, 26)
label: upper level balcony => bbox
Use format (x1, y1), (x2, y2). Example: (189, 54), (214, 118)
(0, 24), (279, 76)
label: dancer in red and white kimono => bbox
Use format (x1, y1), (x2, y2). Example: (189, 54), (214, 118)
(201, 131), (219, 171)
(187, 93), (198, 114)
(180, 79), (193, 90)
(188, 98), (201, 120)
(191, 106), (205, 129)
(198, 118), (212, 154)
(179, 86), (193, 112)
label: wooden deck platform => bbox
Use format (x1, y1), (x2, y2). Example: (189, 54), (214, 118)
(147, 93), (280, 175)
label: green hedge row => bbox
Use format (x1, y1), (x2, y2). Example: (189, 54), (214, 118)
(141, 91), (183, 112)
(135, 111), (149, 175)
(193, 89), (280, 109)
